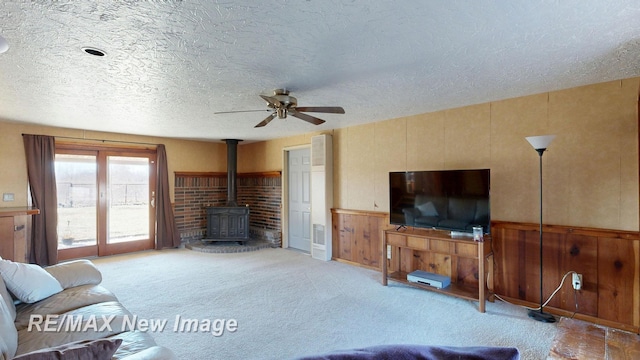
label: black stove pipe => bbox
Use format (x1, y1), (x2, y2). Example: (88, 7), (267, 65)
(225, 139), (240, 207)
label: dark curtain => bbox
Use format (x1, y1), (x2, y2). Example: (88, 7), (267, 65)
(22, 134), (58, 265)
(155, 144), (181, 249)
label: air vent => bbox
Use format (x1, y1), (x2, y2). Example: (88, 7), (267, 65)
(81, 47), (106, 57)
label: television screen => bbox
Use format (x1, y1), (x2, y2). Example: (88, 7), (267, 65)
(389, 169), (490, 234)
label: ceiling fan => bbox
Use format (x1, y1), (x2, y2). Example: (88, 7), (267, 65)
(215, 89), (345, 128)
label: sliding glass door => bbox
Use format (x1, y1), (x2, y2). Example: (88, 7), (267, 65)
(56, 146), (156, 260)
(56, 152), (98, 253)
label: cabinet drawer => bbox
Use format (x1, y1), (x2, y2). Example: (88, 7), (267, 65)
(429, 239), (451, 253)
(407, 236), (428, 250)
(386, 234), (406, 247)
(456, 242), (478, 257)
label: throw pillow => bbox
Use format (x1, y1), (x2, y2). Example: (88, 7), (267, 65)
(45, 259), (102, 289)
(0, 257), (63, 303)
(12, 338), (122, 360)
(417, 201), (438, 217)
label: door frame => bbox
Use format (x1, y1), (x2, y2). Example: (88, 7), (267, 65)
(281, 144), (311, 250)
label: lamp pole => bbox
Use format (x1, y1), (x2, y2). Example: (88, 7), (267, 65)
(525, 135), (556, 323)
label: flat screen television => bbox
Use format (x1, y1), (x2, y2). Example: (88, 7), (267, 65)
(389, 169), (490, 234)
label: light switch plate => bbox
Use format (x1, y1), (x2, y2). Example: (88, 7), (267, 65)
(2, 193), (14, 202)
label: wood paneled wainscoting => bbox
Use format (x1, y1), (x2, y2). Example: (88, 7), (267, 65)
(331, 209), (389, 270)
(492, 221), (640, 333)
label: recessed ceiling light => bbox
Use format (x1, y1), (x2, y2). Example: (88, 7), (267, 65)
(0, 35), (8, 54)
(81, 47), (106, 57)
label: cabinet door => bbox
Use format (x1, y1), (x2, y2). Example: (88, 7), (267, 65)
(0, 217), (14, 260)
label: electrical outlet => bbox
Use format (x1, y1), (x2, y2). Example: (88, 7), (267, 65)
(387, 245), (392, 259)
(572, 273), (582, 290)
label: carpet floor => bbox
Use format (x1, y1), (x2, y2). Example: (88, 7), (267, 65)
(93, 248), (557, 360)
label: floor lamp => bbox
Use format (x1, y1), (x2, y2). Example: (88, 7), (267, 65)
(525, 134), (556, 323)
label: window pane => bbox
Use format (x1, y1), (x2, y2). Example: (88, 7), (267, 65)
(107, 156), (150, 243)
(55, 154), (97, 248)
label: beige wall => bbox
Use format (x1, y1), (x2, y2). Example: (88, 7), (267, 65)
(241, 78), (640, 231)
(0, 121), (225, 206)
(1, 78), (638, 231)
(237, 131), (332, 173)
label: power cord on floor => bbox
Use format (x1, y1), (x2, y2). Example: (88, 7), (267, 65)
(491, 270), (580, 315)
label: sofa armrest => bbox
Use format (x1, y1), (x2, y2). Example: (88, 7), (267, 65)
(45, 260), (102, 289)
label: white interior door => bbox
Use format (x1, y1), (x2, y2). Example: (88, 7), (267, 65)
(288, 148), (311, 252)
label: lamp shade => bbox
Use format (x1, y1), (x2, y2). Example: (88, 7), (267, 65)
(0, 35), (8, 54)
(525, 135), (556, 150)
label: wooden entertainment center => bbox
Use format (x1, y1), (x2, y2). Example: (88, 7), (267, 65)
(382, 227), (492, 312)
(334, 209), (640, 331)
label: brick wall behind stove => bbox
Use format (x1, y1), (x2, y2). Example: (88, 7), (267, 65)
(174, 174), (282, 242)
(238, 176), (281, 231)
(174, 176), (226, 242)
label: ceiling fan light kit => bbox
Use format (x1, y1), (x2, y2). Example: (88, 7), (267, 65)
(216, 89), (345, 128)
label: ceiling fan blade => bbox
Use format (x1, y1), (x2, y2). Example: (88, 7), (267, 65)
(254, 112), (277, 128)
(214, 109), (272, 115)
(289, 109), (325, 125)
(294, 106), (345, 114)
(260, 95), (283, 108)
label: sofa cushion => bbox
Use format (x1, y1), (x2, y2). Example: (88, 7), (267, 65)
(107, 330), (158, 359)
(107, 331), (178, 359)
(14, 285), (118, 331)
(0, 290), (18, 359)
(0, 257), (63, 303)
(0, 336), (14, 360)
(0, 273), (16, 320)
(45, 260), (102, 289)
(118, 346), (177, 360)
(16, 301), (132, 355)
(12, 338), (122, 360)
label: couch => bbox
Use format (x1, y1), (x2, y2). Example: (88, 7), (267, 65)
(0, 257), (176, 360)
(295, 344), (520, 360)
(402, 194), (489, 232)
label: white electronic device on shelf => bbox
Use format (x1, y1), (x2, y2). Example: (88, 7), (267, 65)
(407, 270), (451, 289)
(450, 231), (473, 238)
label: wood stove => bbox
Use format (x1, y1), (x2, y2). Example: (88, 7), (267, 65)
(205, 206), (249, 241)
(203, 139), (250, 243)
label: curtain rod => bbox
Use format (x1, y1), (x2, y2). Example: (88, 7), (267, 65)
(22, 133), (160, 146)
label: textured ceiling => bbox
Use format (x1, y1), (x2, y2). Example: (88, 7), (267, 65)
(0, 1), (639, 142)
